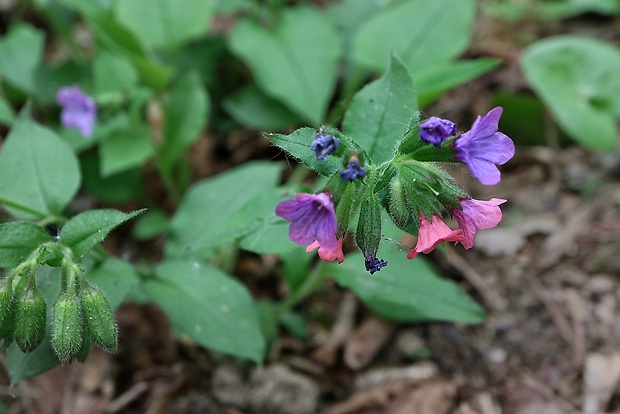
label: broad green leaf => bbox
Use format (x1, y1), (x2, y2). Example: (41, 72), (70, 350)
(142, 260), (265, 363)
(167, 162), (282, 259)
(0, 107), (80, 219)
(0, 24), (44, 93)
(86, 258), (139, 311)
(0, 96), (15, 125)
(33, 61), (92, 104)
(342, 53), (417, 164)
(115, 0), (212, 49)
(0, 222), (50, 268)
(160, 73), (209, 170)
(60, 209), (144, 259)
(328, 249), (484, 323)
(86, 13), (173, 90)
(7, 266), (61, 385)
(224, 84), (303, 131)
(99, 116), (155, 177)
(228, 6), (342, 126)
(264, 128), (342, 176)
(416, 59), (500, 107)
(94, 51), (138, 94)
(521, 36), (620, 149)
(133, 209), (169, 241)
(80, 151), (143, 204)
(352, 0), (475, 74)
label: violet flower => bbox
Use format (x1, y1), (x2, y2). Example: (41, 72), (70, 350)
(454, 107), (515, 185)
(311, 133), (339, 161)
(407, 214), (464, 259)
(451, 198), (506, 249)
(419, 116), (457, 147)
(340, 158), (366, 182)
(276, 192), (339, 252)
(56, 85), (97, 138)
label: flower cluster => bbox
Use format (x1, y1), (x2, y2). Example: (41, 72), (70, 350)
(274, 108), (514, 274)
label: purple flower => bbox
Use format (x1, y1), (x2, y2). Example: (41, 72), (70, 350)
(311, 133), (339, 161)
(56, 86), (97, 138)
(276, 192), (339, 251)
(340, 158), (366, 182)
(454, 107), (515, 185)
(419, 116), (457, 147)
(364, 254), (388, 275)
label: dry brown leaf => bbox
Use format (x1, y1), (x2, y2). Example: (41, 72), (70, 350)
(583, 353), (620, 414)
(344, 315), (397, 370)
(324, 380), (413, 414)
(312, 291), (358, 367)
(354, 362), (438, 391)
(385, 381), (457, 414)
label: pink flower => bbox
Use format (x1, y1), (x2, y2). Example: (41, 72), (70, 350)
(407, 214), (464, 259)
(306, 237), (345, 263)
(451, 198), (506, 249)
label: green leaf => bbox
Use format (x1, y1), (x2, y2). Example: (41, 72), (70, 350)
(99, 116), (155, 177)
(0, 106), (80, 219)
(0, 96), (15, 125)
(114, 0), (212, 49)
(264, 128), (342, 177)
(521, 35), (620, 150)
(342, 53), (417, 164)
(33, 61), (92, 104)
(416, 59), (500, 107)
(86, 258), (139, 311)
(352, 0), (475, 74)
(60, 209), (144, 259)
(7, 266), (61, 385)
(224, 84), (303, 131)
(328, 249), (484, 323)
(133, 209), (169, 241)
(80, 151), (143, 204)
(0, 222), (50, 268)
(167, 162), (282, 259)
(94, 51), (138, 94)
(160, 73), (209, 170)
(228, 6), (342, 126)
(0, 24), (44, 93)
(142, 260), (265, 363)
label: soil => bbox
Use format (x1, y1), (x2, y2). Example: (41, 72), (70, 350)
(2, 5), (620, 414)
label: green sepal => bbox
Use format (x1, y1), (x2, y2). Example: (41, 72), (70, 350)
(76, 335), (91, 363)
(355, 190), (382, 258)
(13, 287), (47, 353)
(80, 285), (117, 352)
(51, 293), (84, 364)
(388, 175), (409, 228)
(0, 277), (16, 345)
(335, 182), (358, 237)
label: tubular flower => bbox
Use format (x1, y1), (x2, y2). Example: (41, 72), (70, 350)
(311, 133), (340, 161)
(276, 192), (339, 252)
(306, 237), (345, 263)
(407, 214), (464, 259)
(364, 254), (388, 275)
(419, 116), (457, 147)
(56, 85), (97, 138)
(454, 107), (515, 185)
(451, 198), (506, 249)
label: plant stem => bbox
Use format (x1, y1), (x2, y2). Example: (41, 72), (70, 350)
(277, 261), (327, 315)
(0, 197), (50, 219)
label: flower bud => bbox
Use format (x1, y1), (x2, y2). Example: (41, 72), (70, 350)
(51, 293), (84, 364)
(80, 285), (117, 352)
(388, 175), (410, 228)
(14, 288), (47, 353)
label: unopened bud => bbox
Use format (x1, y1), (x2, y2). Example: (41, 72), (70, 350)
(52, 293), (83, 364)
(14, 288), (47, 353)
(388, 175), (410, 227)
(0, 278), (15, 344)
(80, 286), (117, 352)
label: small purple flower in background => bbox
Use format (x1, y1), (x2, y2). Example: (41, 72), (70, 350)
(364, 254), (388, 275)
(311, 133), (339, 161)
(276, 192), (339, 252)
(454, 107), (515, 185)
(419, 116), (457, 147)
(56, 85), (97, 138)
(451, 198), (506, 249)
(340, 157), (366, 182)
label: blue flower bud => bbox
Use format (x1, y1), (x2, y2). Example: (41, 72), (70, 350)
(419, 117), (457, 147)
(340, 159), (366, 182)
(311, 133), (339, 160)
(364, 255), (388, 275)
